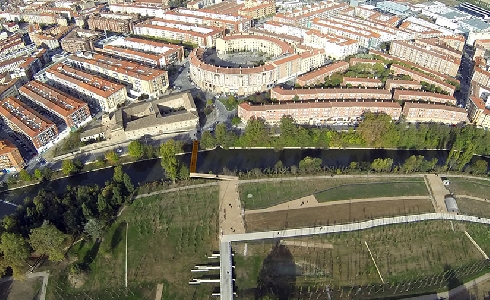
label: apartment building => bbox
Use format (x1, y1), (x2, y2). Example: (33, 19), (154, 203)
(87, 13), (138, 34)
(390, 64), (456, 96)
(385, 79), (422, 91)
(101, 37), (183, 68)
(19, 81), (92, 129)
(238, 100), (402, 125)
(156, 8), (252, 34)
(45, 64), (127, 113)
(238, 0), (275, 19)
(22, 12), (58, 25)
(472, 66), (490, 87)
(0, 140), (24, 171)
(273, 1), (349, 27)
(303, 29), (359, 59)
(109, 3), (167, 18)
(393, 90), (457, 105)
(215, 35), (294, 56)
(60, 27), (100, 53)
(413, 38), (463, 60)
(342, 77), (383, 88)
(402, 102), (467, 124)
(398, 17), (454, 39)
(249, 27), (303, 46)
(0, 34), (25, 57)
(389, 40), (461, 77)
(296, 61), (349, 86)
(66, 52), (169, 99)
(270, 86), (392, 101)
(333, 14), (411, 43)
(353, 6), (400, 27)
(28, 25), (73, 50)
(0, 97), (58, 151)
(467, 96), (490, 128)
(311, 18), (378, 49)
(133, 18), (225, 47)
(202, 0), (275, 19)
(372, 50), (460, 85)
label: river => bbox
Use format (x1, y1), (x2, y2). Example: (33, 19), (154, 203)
(0, 148), (458, 217)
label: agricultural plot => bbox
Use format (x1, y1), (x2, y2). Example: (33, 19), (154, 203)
(457, 197), (490, 219)
(47, 186), (220, 300)
(234, 221), (490, 300)
(239, 177), (427, 209)
(245, 198), (434, 232)
(447, 177), (490, 200)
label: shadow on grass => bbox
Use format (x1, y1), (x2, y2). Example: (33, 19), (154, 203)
(80, 241), (100, 271)
(110, 223), (126, 252)
(255, 242), (297, 300)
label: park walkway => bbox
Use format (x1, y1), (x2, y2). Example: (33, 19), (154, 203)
(424, 174), (449, 213)
(219, 180), (245, 235)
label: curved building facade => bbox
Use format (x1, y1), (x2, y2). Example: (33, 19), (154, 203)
(189, 35), (326, 96)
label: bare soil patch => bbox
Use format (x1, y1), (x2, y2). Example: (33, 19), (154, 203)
(245, 198), (434, 232)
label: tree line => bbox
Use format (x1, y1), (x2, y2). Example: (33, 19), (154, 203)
(201, 113), (490, 173)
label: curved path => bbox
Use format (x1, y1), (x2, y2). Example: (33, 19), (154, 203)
(221, 213), (490, 242)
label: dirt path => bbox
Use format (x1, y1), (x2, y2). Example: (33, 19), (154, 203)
(425, 174), (449, 213)
(458, 195), (489, 202)
(246, 195), (431, 215)
(219, 180), (245, 236)
(280, 240), (333, 249)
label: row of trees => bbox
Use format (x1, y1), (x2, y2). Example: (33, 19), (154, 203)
(200, 113), (490, 173)
(255, 154), (488, 178)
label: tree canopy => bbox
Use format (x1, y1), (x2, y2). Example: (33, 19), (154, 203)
(29, 222), (68, 262)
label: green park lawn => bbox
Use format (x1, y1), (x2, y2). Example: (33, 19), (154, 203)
(46, 186), (220, 300)
(314, 180), (428, 202)
(239, 177), (427, 209)
(447, 177), (490, 200)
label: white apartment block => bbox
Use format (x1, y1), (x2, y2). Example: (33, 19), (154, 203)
(45, 64), (127, 113)
(133, 19), (225, 47)
(334, 14), (412, 42)
(103, 37), (183, 67)
(109, 3), (168, 18)
(160, 8), (252, 33)
(262, 20), (307, 38)
(66, 52), (169, 99)
(303, 29), (358, 59)
(311, 18), (377, 48)
(273, 1), (349, 27)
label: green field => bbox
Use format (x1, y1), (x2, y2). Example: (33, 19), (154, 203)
(314, 181), (428, 202)
(447, 177), (490, 199)
(234, 221), (490, 299)
(47, 186), (220, 300)
(239, 177), (427, 209)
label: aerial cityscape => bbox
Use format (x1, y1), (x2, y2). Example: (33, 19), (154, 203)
(0, 0), (490, 299)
